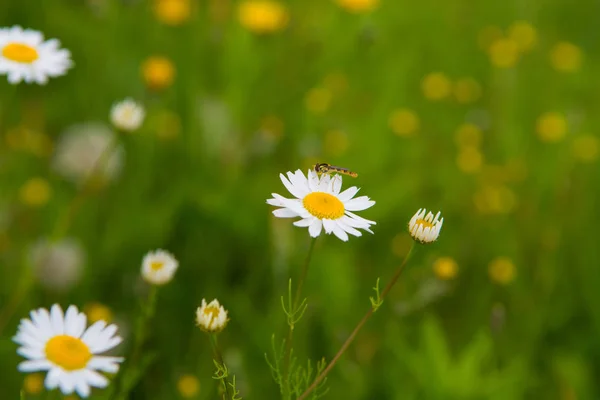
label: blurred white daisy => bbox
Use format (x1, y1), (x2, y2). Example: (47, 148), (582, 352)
(141, 249), (179, 285)
(267, 169), (376, 241)
(29, 238), (85, 293)
(0, 25), (72, 84)
(110, 98), (145, 132)
(13, 304), (123, 398)
(196, 299), (229, 333)
(52, 123), (124, 186)
(408, 208), (443, 243)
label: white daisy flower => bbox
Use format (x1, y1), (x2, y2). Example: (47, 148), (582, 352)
(0, 26), (72, 84)
(408, 208), (443, 243)
(141, 249), (179, 285)
(267, 169), (376, 241)
(196, 299), (229, 333)
(110, 98), (146, 132)
(13, 304), (123, 398)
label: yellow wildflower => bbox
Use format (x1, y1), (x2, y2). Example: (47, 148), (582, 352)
(154, 0), (191, 26)
(454, 123), (483, 148)
(488, 257), (516, 284)
(305, 87), (332, 114)
(572, 135), (599, 163)
(19, 177), (51, 207)
(335, 0), (379, 13)
(421, 72), (451, 101)
(508, 21), (537, 52)
(23, 373), (44, 395)
(84, 302), (113, 323)
(489, 38), (520, 68)
(177, 374), (200, 398)
(141, 56), (175, 90)
(433, 257), (458, 280)
(550, 41), (582, 72)
(456, 146), (483, 174)
(473, 185), (517, 214)
(238, 1), (289, 34)
(536, 112), (567, 143)
(389, 108), (420, 136)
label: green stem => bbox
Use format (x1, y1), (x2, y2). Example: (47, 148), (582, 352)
(282, 237), (317, 399)
(209, 334), (231, 400)
(297, 242), (416, 400)
(110, 286), (159, 400)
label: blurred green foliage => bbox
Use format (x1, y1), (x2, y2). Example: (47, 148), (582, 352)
(1, 0), (600, 399)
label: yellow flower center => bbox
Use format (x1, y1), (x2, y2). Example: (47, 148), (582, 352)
(150, 260), (165, 271)
(303, 192), (345, 220)
(45, 335), (92, 371)
(203, 306), (220, 320)
(415, 218), (434, 229)
(2, 43), (39, 63)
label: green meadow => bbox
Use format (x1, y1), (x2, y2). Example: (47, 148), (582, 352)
(1, 0), (599, 399)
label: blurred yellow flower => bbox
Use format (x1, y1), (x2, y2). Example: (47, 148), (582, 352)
(177, 374), (200, 398)
(488, 257), (516, 284)
(305, 87), (332, 114)
(572, 134), (599, 163)
(19, 177), (51, 207)
(473, 185), (517, 214)
(456, 146), (483, 174)
(422, 72), (451, 101)
(489, 38), (520, 68)
(238, 1), (289, 34)
(508, 21), (537, 52)
(141, 56), (175, 90)
(478, 25), (503, 51)
(335, 0), (379, 13)
(536, 112), (567, 143)
(23, 373), (44, 394)
(550, 41), (582, 72)
(454, 123), (483, 148)
(154, 0), (191, 25)
(5, 127), (52, 157)
(84, 302), (113, 323)
(323, 129), (350, 157)
(453, 78), (482, 104)
(389, 108), (420, 136)
(433, 257), (458, 280)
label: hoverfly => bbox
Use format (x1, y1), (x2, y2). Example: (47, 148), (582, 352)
(313, 163), (358, 178)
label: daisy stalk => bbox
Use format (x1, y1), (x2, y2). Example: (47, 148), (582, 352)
(297, 242), (416, 400)
(110, 286), (159, 400)
(281, 237), (317, 399)
(209, 334), (232, 399)
(298, 208), (443, 399)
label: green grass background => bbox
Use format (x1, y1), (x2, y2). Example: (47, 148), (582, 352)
(1, 0), (599, 398)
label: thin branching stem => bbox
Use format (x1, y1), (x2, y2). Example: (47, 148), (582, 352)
(210, 334), (232, 400)
(282, 237), (317, 399)
(297, 242), (416, 400)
